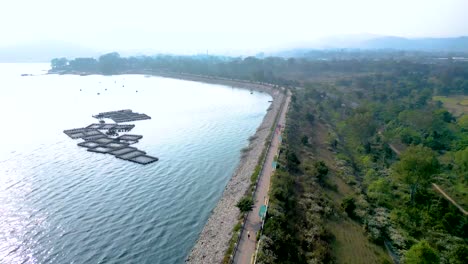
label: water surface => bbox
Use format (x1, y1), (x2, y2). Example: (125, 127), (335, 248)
(0, 64), (271, 263)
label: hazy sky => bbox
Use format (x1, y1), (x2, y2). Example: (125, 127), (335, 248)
(1, 0), (467, 54)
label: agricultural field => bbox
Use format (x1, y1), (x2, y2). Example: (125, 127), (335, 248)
(433, 95), (468, 116)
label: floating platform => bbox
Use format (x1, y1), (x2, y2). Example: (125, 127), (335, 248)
(118, 134), (143, 141)
(86, 123), (135, 131)
(88, 146), (114, 154)
(129, 155), (159, 165)
(92, 109), (151, 123)
(109, 147), (137, 156)
(83, 134), (107, 141)
(64, 109), (157, 165)
(104, 142), (129, 149)
(116, 150), (146, 160)
(63, 128), (106, 139)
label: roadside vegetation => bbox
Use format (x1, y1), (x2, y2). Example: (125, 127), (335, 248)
(53, 51), (467, 263)
(256, 63), (467, 263)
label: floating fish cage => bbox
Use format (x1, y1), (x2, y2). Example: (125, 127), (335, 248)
(63, 109), (158, 165)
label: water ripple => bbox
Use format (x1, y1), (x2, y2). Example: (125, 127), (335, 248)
(0, 63), (271, 264)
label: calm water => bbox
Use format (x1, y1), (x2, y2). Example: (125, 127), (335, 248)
(0, 64), (271, 263)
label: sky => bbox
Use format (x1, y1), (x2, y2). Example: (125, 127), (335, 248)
(1, 0), (467, 54)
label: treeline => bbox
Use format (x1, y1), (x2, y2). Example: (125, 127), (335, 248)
(51, 52), (468, 95)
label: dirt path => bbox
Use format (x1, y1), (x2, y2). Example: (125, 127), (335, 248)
(233, 92), (290, 264)
(432, 183), (468, 215)
(388, 143), (467, 216)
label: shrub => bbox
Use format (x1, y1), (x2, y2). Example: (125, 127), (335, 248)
(237, 196), (253, 213)
(341, 196), (356, 217)
(404, 240), (439, 264)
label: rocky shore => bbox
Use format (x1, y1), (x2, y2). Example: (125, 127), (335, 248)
(162, 75), (285, 263)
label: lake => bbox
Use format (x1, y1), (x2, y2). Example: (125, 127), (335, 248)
(0, 63), (271, 263)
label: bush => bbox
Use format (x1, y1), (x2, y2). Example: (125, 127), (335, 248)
(314, 161), (329, 183)
(404, 240), (439, 264)
(237, 196), (253, 213)
(341, 196), (356, 217)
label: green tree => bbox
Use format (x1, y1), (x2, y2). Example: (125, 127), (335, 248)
(447, 244), (468, 264)
(341, 196), (356, 217)
(314, 161), (329, 183)
(458, 115), (468, 132)
(454, 147), (468, 175)
(393, 145), (439, 204)
(98, 52), (122, 75)
(285, 150), (300, 172)
(404, 240), (439, 264)
(367, 178), (392, 206)
(50, 57), (68, 69)
(256, 236), (277, 264)
(236, 196), (253, 213)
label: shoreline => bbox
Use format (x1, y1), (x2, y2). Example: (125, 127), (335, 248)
(49, 70), (285, 263)
(168, 75), (284, 263)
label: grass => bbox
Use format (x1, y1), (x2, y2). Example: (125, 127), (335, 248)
(223, 221), (243, 264)
(433, 95), (468, 116)
(250, 165), (261, 186)
(303, 117), (393, 263)
(327, 219), (392, 264)
(460, 99), (468, 106)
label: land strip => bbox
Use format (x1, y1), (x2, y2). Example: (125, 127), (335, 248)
(182, 79), (286, 263)
(233, 92), (290, 264)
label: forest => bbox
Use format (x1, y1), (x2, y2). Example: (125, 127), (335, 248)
(52, 51), (467, 263)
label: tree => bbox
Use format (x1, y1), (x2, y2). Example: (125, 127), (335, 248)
(454, 147), (468, 181)
(404, 240), (439, 264)
(236, 196), (253, 213)
(285, 150), (300, 172)
(367, 178), (392, 206)
(447, 244), (468, 264)
(393, 145), (439, 204)
(256, 236), (277, 264)
(98, 52), (122, 75)
(341, 196), (356, 217)
(314, 161), (329, 183)
(458, 115), (468, 132)
(51, 57), (68, 69)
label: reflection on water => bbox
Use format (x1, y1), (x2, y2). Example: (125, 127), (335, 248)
(0, 64), (271, 263)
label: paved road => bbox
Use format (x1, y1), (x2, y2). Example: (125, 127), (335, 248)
(234, 92), (290, 264)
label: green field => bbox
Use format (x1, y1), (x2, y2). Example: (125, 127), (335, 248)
(433, 95), (468, 116)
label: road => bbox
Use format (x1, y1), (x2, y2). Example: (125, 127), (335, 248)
(432, 183), (468, 216)
(234, 92), (290, 264)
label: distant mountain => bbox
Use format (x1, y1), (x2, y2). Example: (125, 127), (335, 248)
(0, 42), (98, 63)
(273, 36), (468, 57)
(360, 36), (468, 52)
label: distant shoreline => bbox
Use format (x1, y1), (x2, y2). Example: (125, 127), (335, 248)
(49, 69), (285, 263)
(48, 69), (280, 95)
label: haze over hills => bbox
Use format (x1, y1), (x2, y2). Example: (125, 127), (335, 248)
(273, 35), (468, 57)
(0, 42), (98, 63)
(1, 35), (468, 62)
